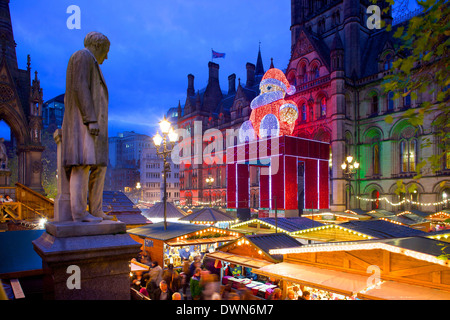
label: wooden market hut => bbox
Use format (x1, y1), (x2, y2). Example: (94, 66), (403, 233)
(127, 222), (241, 268)
(255, 236), (450, 300)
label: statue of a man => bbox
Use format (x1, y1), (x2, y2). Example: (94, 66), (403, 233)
(62, 32), (113, 222)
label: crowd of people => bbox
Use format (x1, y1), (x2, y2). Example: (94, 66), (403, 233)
(130, 255), (311, 301)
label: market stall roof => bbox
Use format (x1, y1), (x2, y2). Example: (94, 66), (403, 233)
(231, 217), (323, 234)
(178, 207), (236, 223)
(340, 219), (428, 239)
(302, 211), (371, 222)
(141, 201), (188, 220)
(395, 211), (429, 224)
(399, 210), (431, 219)
(0, 230), (44, 277)
(246, 233), (302, 261)
(103, 191), (141, 214)
(254, 262), (370, 297)
(127, 221), (211, 241)
(364, 209), (395, 219)
(427, 229), (450, 242)
(205, 251), (273, 269)
(345, 209), (370, 216)
(113, 212), (150, 226)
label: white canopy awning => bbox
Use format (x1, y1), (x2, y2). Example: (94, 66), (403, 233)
(254, 262), (369, 297)
(358, 280), (450, 300)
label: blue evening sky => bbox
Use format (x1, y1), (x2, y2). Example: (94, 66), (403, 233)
(2, 0), (419, 141)
(3, 0), (292, 139)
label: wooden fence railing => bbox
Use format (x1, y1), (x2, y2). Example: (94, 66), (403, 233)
(0, 183), (54, 222)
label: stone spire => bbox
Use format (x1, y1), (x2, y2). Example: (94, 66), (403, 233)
(0, 0), (18, 72)
(255, 42), (264, 77)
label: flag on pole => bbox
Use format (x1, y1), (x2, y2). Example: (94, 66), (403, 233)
(212, 49), (226, 59)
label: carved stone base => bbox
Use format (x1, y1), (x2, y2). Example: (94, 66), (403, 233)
(32, 220), (140, 300)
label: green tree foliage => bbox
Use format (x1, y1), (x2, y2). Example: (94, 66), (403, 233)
(382, 0), (449, 185)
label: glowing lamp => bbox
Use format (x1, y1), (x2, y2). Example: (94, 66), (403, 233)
(168, 128), (178, 143)
(354, 162), (360, 169)
(341, 163), (347, 170)
(346, 156), (353, 163)
(153, 131), (163, 146)
(159, 118), (171, 134)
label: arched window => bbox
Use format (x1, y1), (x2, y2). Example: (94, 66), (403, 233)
(400, 139), (417, 173)
(320, 97), (327, 117)
(387, 91), (394, 111)
(371, 94), (379, 115)
(311, 65), (320, 80)
(301, 103), (307, 121)
(384, 54), (393, 70)
(301, 64), (308, 83)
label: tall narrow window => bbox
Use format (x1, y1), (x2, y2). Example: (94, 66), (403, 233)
(320, 97), (327, 117)
(403, 89), (411, 108)
(373, 144), (380, 175)
(387, 91), (394, 111)
(301, 103), (307, 121)
(409, 139), (417, 172)
(384, 54), (393, 70)
(301, 65), (307, 83)
(371, 95), (379, 115)
(400, 139), (417, 173)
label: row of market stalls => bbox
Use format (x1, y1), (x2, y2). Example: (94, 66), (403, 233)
(125, 203), (450, 300)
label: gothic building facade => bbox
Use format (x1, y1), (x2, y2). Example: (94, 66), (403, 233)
(0, 0), (44, 192)
(175, 0), (449, 214)
(177, 48), (268, 208)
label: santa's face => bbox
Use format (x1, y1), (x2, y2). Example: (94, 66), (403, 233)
(260, 83), (285, 96)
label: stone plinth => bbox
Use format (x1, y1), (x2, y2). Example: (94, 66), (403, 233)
(32, 220), (141, 300)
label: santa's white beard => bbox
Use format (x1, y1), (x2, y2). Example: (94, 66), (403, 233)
(250, 90), (284, 110)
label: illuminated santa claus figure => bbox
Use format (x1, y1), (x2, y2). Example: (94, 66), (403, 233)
(239, 68), (298, 142)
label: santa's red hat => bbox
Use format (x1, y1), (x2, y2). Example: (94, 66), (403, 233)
(260, 68), (296, 95)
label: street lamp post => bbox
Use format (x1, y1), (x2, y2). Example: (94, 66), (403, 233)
(206, 176), (214, 207)
(136, 182), (142, 204)
(341, 155), (359, 210)
(152, 117), (178, 230)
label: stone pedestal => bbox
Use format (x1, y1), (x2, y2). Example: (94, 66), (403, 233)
(32, 220), (141, 300)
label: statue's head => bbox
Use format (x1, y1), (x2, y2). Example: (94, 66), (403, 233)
(84, 32), (110, 65)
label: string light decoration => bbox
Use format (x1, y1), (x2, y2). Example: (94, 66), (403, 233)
(230, 219), (291, 234)
(290, 224), (374, 239)
(356, 195), (449, 207)
(269, 241), (450, 267)
(242, 68), (298, 139)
